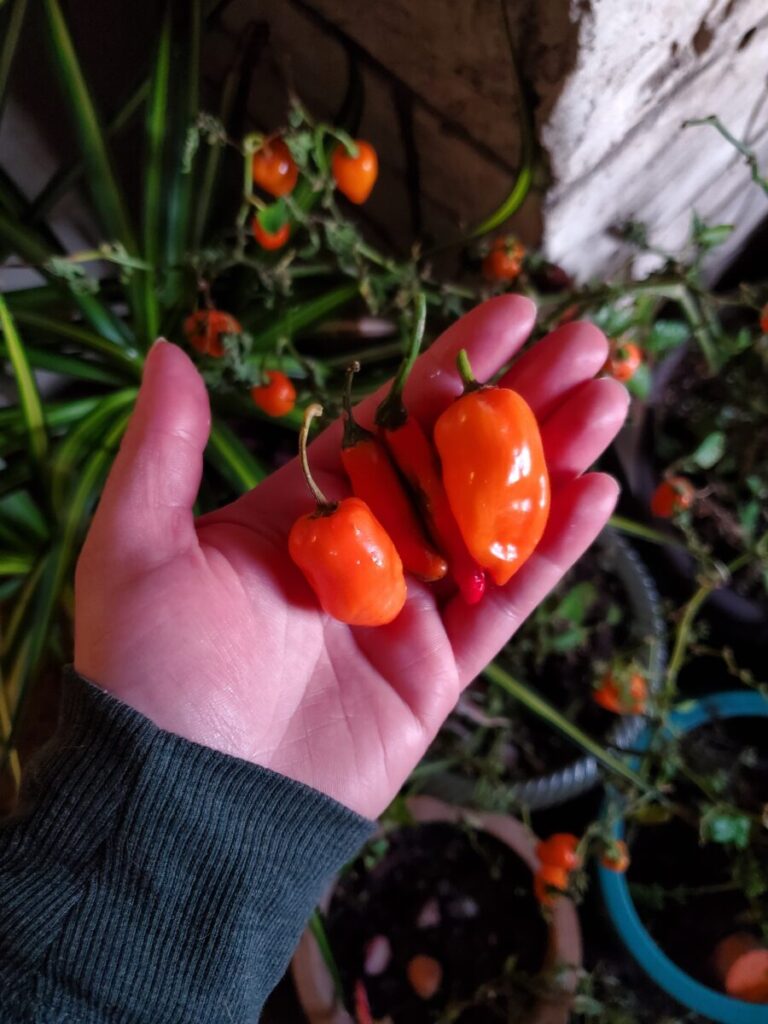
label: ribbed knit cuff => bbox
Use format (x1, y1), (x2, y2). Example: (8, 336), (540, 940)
(0, 669), (373, 1023)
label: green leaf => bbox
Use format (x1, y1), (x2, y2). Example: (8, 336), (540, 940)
(0, 0), (28, 121)
(41, 0), (144, 337)
(554, 581), (597, 625)
(245, 282), (358, 351)
(691, 430), (725, 469)
(0, 294), (47, 469)
(206, 421), (266, 494)
(693, 219), (734, 249)
(257, 199), (289, 234)
(142, 5), (172, 340)
(0, 207), (132, 346)
(0, 552), (33, 576)
(11, 309), (141, 374)
(700, 806), (751, 848)
(647, 319), (689, 355)
(626, 360), (652, 400)
(550, 626), (587, 653)
(50, 389), (137, 510)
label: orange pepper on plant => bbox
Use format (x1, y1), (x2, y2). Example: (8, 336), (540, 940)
(252, 137), (298, 197)
(331, 139), (378, 204)
(182, 309), (242, 358)
(252, 217), (291, 250)
(601, 839), (630, 873)
(593, 670), (648, 715)
(434, 350), (550, 587)
(341, 364), (447, 583)
(603, 338), (642, 382)
(289, 405), (407, 626)
(536, 833), (581, 872)
(375, 297), (485, 604)
(651, 476), (695, 518)
(534, 863), (569, 907)
(251, 370), (296, 418)
(482, 237), (525, 283)
(760, 304), (768, 335)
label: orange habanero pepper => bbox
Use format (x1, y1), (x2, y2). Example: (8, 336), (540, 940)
(342, 364), (447, 583)
(434, 350), (550, 587)
(375, 297), (485, 604)
(183, 309), (242, 358)
(289, 405), (406, 626)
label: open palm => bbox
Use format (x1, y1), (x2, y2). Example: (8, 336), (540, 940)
(75, 296), (627, 818)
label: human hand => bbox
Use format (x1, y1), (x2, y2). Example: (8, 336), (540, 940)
(75, 296), (628, 818)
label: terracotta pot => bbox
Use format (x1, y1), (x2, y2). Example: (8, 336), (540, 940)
(292, 795), (583, 1024)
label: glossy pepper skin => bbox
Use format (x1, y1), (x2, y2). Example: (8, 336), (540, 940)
(250, 370), (296, 417)
(252, 217), (291, 250)
(434, 351), (550, 587)
(331, 140), (378, 204)
(252, 137), (298, 197)
(288, 405), (406, 626)
(375, 296), (485, 603)
(342, 364), (447, 583)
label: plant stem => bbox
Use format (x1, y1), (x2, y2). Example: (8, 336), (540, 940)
(375, 291), (426, 429)
(299, 403), (334, 510)
(483, 662), (654, 794)
(456, 349), (479, 391)
(608, 515), (688, 552)
(341, 361), (372, 448)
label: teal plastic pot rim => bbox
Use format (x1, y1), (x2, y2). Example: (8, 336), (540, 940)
(599, 691), (768, 1024)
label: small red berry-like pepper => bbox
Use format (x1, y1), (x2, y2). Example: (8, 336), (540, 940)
(601, 839), (630, 873)
(183, 309), (242, 358)
(252, 217), (291, 250)
(482, 237), (525, 283)
(536, 833), (581, 873)
(759, 304), (768, 335)
(376, 298), (485, 604)
(650, 476), (695, 518)
(603, 338), (642, 382)
(289, 405), (406, 626)
(252, 137), (298, 197)
(331, 140), (378, 204)
(251, 370), (296, 418)
(593, 671), (647, 715)
(434, 350), (550, 587)
(534, 863), (569, 907)
(341, 364), (447, 583)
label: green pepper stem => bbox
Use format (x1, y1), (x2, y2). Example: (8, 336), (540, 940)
(342, 361), (374, 448)
(375, 291), (427, 430)
(456, 348), (480, 391)
(299, 404), (334, 511)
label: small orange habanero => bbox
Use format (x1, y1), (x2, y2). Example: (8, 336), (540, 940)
(434, 350), (550, 587)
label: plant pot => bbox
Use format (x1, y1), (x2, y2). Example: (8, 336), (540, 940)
(599, 691), (768, 1024)
(418, 527), (666, 810)
(618, 342), (768, 646)
(292, 795), (583, 1024)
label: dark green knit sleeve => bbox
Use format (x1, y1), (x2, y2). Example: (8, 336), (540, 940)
(0, 669), (374, 1023)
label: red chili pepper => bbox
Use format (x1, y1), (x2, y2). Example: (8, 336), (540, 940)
(482, 237), (525, 283)
(252, 137), (298, 197)
(534, 863), (569, 907)
(289, 405), (406, 626)
(251, 370), (296, 417)
(536, 833), (581, 872)
(183, 309), (242, 358)
(650, 476), (695, 518)
(341, 364), (447, 583)
(376, 297), (485, 603)
(252, 217), (291, 250)
(434, 350), (550, 587)
(759, 304), (768, 335)
(331, 140), (378, 204)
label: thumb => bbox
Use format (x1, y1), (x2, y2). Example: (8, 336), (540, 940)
(88, 339), (211, 567)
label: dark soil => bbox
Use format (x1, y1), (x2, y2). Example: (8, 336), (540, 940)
(426, 544), (642, 790)
(626, 717), (768, 993)
(654, 343), (768, 604)
(326, 822), (549, 1023)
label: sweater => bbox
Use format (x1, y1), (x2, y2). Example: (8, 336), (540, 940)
(0, 669), (373, 1022)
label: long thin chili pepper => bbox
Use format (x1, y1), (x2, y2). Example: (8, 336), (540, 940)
(340, 363), (448, 583)
(376, 295), (486, 604)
